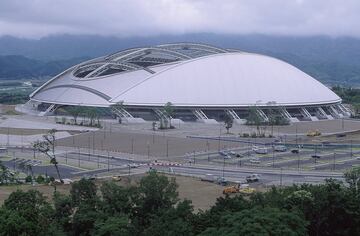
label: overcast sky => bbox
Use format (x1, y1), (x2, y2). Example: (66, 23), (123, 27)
(0, 0), (360, 39)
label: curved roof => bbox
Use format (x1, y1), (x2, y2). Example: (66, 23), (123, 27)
(30, 43), (341, 107)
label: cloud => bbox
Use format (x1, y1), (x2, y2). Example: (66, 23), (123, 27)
(0, 0), (359, 38)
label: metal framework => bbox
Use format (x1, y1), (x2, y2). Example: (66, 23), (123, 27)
(71, 43), (228, 80)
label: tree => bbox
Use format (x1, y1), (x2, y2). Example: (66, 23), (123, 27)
(224, 114), (233, 134)
(1, 190), (56, 235)
(143, 200), (195, 236)
(33, 129), (63, 183)
(163, 102), (174, 128)
(246, 106), (262, 136)
(53, 192), (73, 233)
(70, 178), (98, 206)
(199, 207), (307, 236)
(100, 181), (135, 215)
(345, 166), (360, 193)
(267, 108), (276, 136)
(93, 216), (131, 236)
(134, 171), (179, 230)
(66, 106), (83, 124)
(83, 107), (99, 126)
(0, 161), (15, 185)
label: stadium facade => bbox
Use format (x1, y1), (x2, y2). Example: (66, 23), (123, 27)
(24, 43), (350, 123)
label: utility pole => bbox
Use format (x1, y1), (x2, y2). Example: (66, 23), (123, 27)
(280, 167), (283, 186)
(333, 152), (336, 171)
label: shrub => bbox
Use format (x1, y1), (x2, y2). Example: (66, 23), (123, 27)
(36, 175), (45, 184)
(25, 175), (32, 183)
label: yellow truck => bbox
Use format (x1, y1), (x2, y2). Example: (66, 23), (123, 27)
(223, 183), (255, 195)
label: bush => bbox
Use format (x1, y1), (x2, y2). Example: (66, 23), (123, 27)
(25, 175), (32, 183)
(36, 175), (45, 184)
(251, 132), (257, 138)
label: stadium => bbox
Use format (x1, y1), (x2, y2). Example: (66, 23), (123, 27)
(25, 43), (350, 123)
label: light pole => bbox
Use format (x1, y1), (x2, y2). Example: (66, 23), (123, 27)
(222, 156), (225, 177)
(280, 167), (283, 186)
(206, 141), (210, 162)
(333, 152), (336, 171)
(131, 138), (134, 154)
(295, 123), (298, 146)
(147, 141), (150, 160)
(218, 126), (221, 151)
(78, 147), (81, 167)
(166, 138), (169, 158)
(272, 144), (275, 168)
(107, 151), (110, 171)
(88, 136), (91, 160)
(297, 152), (300, 171)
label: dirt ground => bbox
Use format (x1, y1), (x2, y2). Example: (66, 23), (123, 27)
(0, 174), (224, 211)
(56, 129), (245, 159)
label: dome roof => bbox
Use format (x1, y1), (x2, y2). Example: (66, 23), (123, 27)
(30, 43), (341, 108)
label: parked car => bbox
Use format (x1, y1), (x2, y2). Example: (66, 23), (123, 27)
(291, 149), (300, 154)
(219, 151), (228, 156)
(249, 158), (260, 164)
(274, 145), (287, 152)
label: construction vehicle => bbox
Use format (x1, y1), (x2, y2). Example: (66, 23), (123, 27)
(223, 183), (255, 195)
(307, 129), (321, 137)
(112, 176), (122, 181)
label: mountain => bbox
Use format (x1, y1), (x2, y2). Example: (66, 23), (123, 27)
(0, 34), (360, 85)
(0, 55), (88, 79)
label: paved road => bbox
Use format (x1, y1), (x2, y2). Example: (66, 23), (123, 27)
(152, 165), (345, 186)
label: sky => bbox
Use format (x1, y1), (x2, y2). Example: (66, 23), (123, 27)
(0, 0), (360, 39)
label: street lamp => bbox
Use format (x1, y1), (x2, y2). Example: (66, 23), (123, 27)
(166, 138), (169, 157)
(147, 141), (150, 159)
(206, 141), (210, 162)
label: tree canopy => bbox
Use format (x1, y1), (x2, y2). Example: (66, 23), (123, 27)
(0, 170), (360, 235)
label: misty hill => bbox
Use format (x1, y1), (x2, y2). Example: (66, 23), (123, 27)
(0, 34), (360, 85)
(0, 55), (88, 79)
